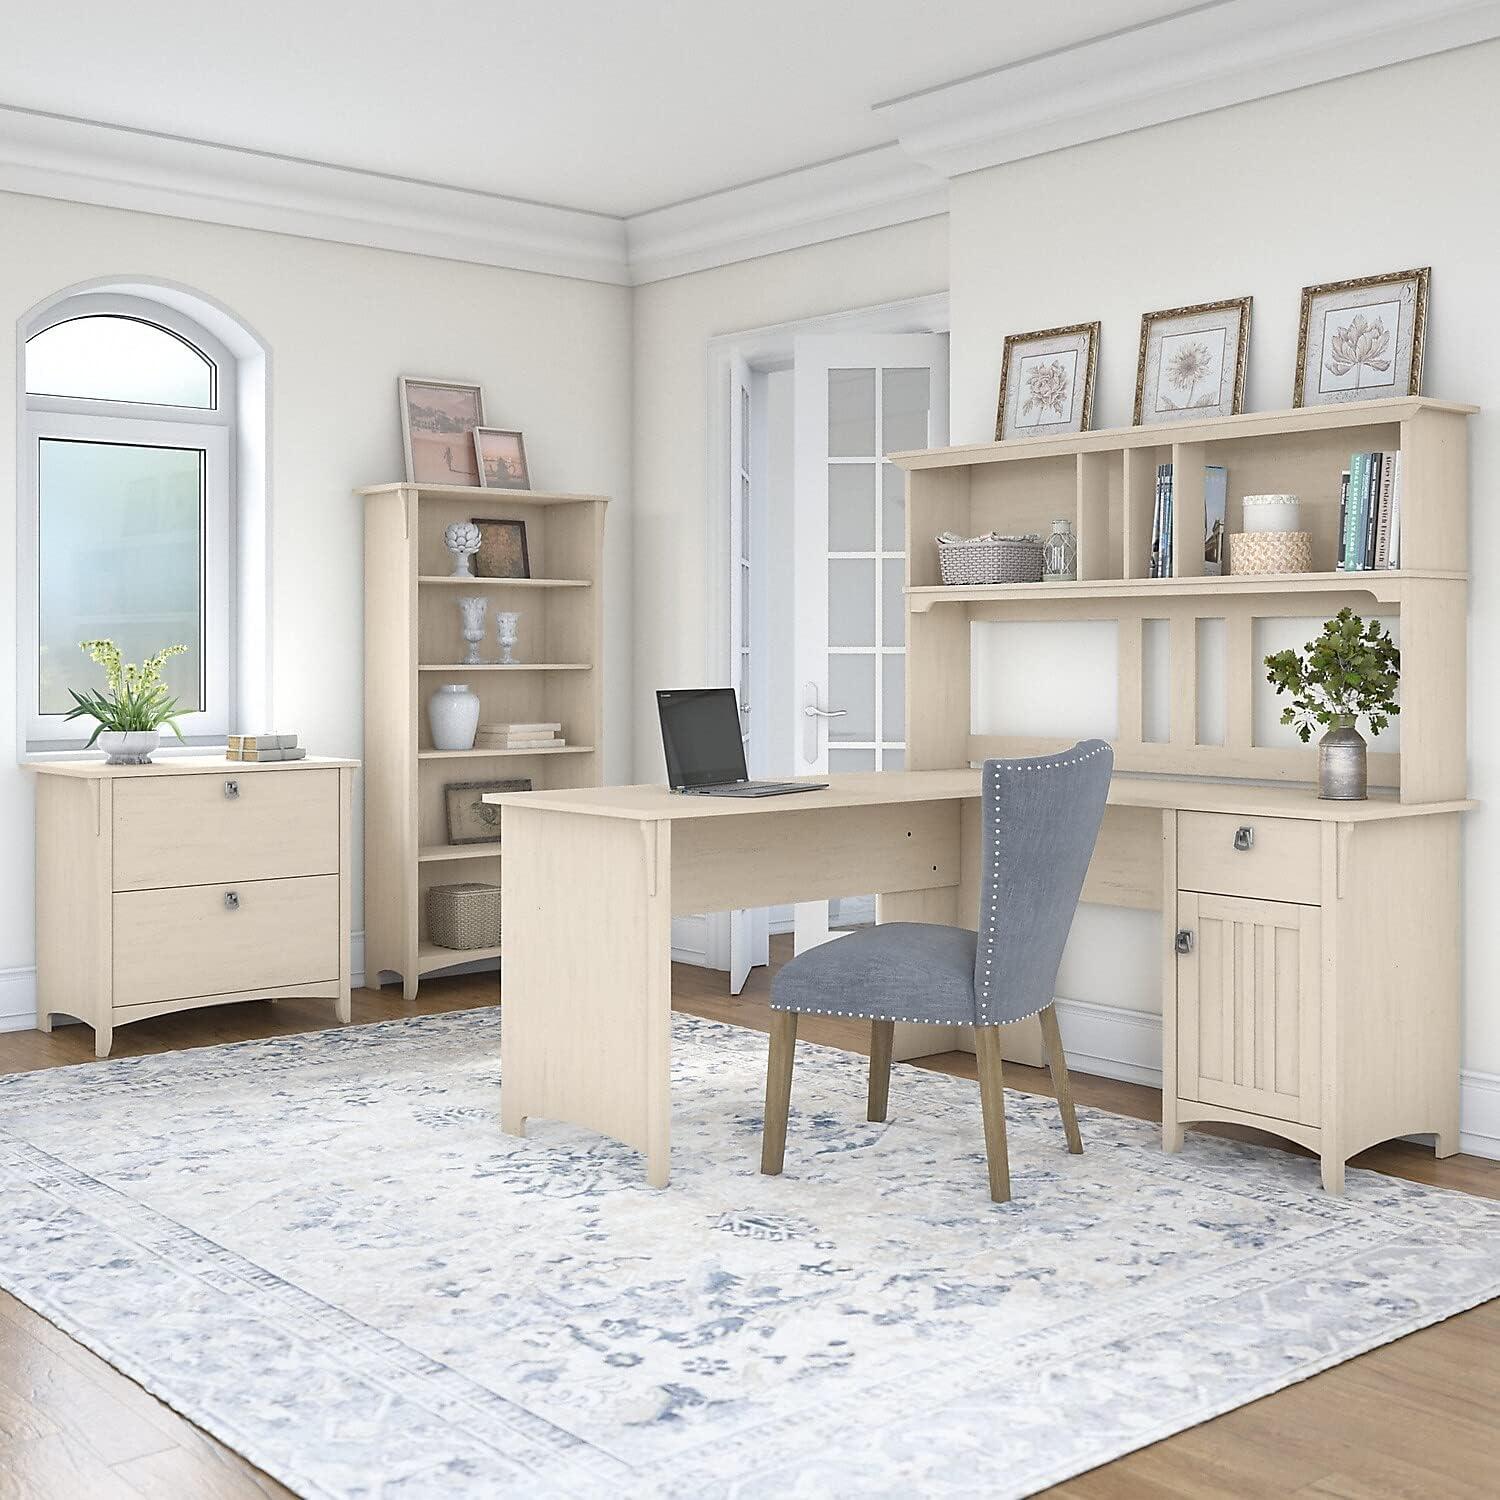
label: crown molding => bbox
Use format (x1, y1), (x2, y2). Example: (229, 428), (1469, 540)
(876, 0), (1500, 179)
(624, 145), (946, 286)
(0, 105), (631, 285)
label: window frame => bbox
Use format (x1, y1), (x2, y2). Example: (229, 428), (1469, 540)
(20, 294), (236, 753)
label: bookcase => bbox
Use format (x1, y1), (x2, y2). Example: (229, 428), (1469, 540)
(359, 481), (606, 997)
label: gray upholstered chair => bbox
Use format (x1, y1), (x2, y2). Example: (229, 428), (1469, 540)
(760, 740), (1114, 1202)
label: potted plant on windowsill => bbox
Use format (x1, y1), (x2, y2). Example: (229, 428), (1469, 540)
(1264, 608), (1400, 800)
(65, 639), (189, 765)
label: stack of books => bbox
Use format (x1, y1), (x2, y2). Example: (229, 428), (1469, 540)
(227, 732), (306, 762)
(1150, 463), (1227, 578)
(475, 721), (565, 751)
(1338, 450), (1403, 571)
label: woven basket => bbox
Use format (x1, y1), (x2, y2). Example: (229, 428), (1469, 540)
(938, 535), (1044, 585)
(1227, 530), (1314, 576)
(428, 882), (502, 950)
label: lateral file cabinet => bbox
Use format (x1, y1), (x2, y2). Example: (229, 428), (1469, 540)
(1162, 807), (1462, 1193)
(31, 756), (357, 1057)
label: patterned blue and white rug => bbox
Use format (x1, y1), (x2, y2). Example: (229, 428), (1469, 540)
(1, 1009), (1498, 1499)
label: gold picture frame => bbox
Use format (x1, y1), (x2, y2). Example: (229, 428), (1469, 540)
(1133, 296), (1251, 426)
(1293, 267), (1429, 408)
(995, 322), (1099, 441)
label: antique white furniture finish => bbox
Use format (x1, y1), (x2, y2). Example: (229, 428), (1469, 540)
(30, 756), (357, 1057)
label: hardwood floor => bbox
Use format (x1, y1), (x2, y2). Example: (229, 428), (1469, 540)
(1, 950), (1496, 1499)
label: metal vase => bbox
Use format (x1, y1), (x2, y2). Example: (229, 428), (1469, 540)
(1318, 721), (1367, 800)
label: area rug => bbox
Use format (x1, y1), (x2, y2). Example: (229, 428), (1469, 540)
(1, 1011), (1497, 1499)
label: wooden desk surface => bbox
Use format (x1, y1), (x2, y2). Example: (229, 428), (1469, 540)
(485, 770), (1474, 823)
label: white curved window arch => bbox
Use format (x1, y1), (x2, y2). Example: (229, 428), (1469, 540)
(21, 293), (235, 749)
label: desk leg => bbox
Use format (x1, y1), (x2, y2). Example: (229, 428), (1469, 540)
(500, 808), (673, 1186)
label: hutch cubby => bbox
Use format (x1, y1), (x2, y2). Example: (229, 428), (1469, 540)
(360, 481), (606, 997)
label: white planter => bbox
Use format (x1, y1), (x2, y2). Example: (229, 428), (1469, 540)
(428, 684), (480, 751)
(97, 729), (161, 765)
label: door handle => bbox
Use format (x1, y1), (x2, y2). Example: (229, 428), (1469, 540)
(1233, 825), (1254, 852)
(224, 890), (241, 911)
(1174, 929), (1194, 955)
(224, 779), (240, 800)
(801, 682), (845, 762)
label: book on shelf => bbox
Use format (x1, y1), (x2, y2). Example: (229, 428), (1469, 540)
(227, 733), (303, 761)
(475, 721), (565, 751)
(1148, 464), (1224, 578)
(1341, 450), (1401, 570)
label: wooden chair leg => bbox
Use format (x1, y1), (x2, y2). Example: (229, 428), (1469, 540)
(867, 1019), (894, 1122)
(1038, 1003), (1083, 1155)
(761, 1009), (799, 1176)
(973, 1024), (1011, 1203)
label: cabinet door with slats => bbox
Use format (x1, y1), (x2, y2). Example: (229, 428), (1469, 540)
(1176, 892), (1321, 1126)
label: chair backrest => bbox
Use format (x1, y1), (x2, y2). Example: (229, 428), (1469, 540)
(973, 740), (1114, 1026)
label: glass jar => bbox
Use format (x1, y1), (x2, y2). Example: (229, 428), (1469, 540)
(1043, 518), (1078, 582)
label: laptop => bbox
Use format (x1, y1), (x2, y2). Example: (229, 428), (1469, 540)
(658, 688), (826, 798)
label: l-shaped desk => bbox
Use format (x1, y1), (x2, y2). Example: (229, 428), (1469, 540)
(491, 771), (1470, 1193)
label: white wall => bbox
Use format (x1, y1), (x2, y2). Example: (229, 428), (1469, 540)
(630, 217), (948, 779)
(947, 41), (1500, 1079)
(0, 190), (633, 1017)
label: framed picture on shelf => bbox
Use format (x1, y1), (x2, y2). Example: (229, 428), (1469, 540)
(399, 377), (486, 486)
(1133, 296), (1251, 425)
(471, 517), (530, 579)
(474, 427), (531, 490)
(995, 322), (1099, 440)
(1294, 267), (1429, 407)
(444, 778), (532, 845)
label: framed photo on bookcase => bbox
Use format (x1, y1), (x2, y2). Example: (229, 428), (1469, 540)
(1294, 268), (1429, 407)
(994, 322), (1099, 440)
(1133, 296), (1251, 425)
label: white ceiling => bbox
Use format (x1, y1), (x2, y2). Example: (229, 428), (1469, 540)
(0, 0), (1196, 218)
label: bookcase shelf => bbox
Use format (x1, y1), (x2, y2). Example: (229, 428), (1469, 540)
(896, 396), (1472, 804)
(360, 480), (607, 996)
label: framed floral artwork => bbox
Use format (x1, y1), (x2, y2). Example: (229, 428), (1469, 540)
(1133, 296), (1251, 425)
(399, 377), (485, 485)
(995, 322), (1099, 440)
(1294, 268), (1429, 407)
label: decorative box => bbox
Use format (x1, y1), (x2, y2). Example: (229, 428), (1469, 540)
(937, 533), (1044, 585)
(1227, 530), (1314, 575)
(1241, 494), (1303, 533)
(428, 882), (502, 950)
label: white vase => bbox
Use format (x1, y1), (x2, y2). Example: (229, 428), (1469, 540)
(457, 595), (488, 665)
(427, 684), (480, 751)
(98, 729), (160, 765)
(495, 610), (520, 665)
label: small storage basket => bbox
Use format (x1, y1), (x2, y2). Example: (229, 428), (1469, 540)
(937, 534), (1044, 585)
(428, 882), (502, 950)
(1227, 530), (1314, 576)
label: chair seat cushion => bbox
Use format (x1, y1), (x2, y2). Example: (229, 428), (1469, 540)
(770, 922), (978, 1025)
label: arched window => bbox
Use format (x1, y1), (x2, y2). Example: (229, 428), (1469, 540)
(21, 293), (235, 749)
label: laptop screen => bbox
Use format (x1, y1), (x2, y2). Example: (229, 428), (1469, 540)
(658, 688), (749, 790)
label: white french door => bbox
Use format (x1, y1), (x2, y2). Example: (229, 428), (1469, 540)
(791, 334), (949, 952)
(724, 355), (770, 992)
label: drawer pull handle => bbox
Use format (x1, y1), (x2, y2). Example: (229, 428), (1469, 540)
(224, 780), (240, 800)
(1174, 929), (1194, 955)
(1232, 825), (1254, 852)
(224, 891), (241, 911)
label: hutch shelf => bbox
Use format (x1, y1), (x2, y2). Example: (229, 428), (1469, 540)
(360, 481), (607, 997)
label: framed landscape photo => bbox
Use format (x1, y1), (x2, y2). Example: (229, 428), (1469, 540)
(444, 778), (532, 845)
(472, 517), (530, 579)
(474, 427), (531, 490)
(399, 377), (485, 486)
(1294, 267), (1429, 407)
(1133, 296), (1251, 425)
(995, 322), (1099, 440)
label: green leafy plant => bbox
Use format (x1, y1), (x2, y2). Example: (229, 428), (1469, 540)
(64, 639), (189, 747)
(1263, 607), (1400, 742)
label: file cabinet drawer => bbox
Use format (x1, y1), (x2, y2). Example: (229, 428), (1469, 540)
(113, 768), (340, 890)
(1177, 812), (1321, 906)
(112, 875), (340, 1007)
